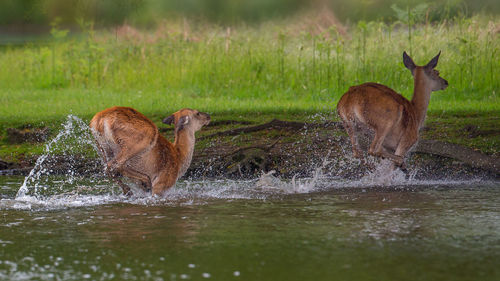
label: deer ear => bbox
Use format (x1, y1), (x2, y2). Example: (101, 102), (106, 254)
(162, 115), (175, 125)
(176, 116), (190, 131)
(403, 51), (416, 71)
(425, 51), (441, 69)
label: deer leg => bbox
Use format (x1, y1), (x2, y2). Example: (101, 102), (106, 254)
(151, 182), (169, 197)
(343, 120), (363, 159)
(120, 167), (152, 192)
(109, 174), (132, 196)
(374, 149), (404, 165)
(92, 139), (132, 191)
(368, 124), (391, 157)
(150, 171), (177, 197)
(107, 140), (151, 172)
(368, 125), (405, 164)
(92, 134), (115, 172)
(106, 164), (149, 196)
(95, 146), (132, 195)
(393, 136), (418, 168)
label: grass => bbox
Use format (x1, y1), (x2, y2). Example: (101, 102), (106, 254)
(0, 15), (498, 161)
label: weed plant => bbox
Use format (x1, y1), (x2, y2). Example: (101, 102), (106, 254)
(0, 15), (498, 129)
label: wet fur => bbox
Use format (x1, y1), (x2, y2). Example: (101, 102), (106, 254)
(90, 106), (210, 196)
(337, 52), (448, 168)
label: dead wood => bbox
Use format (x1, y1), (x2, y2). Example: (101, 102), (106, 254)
(199, 119), (499, 174)
(224, 138), (281, 157)
(199, 119), (342, 140)
(348, 128), (499, 174)
(415, 140), (499, 174)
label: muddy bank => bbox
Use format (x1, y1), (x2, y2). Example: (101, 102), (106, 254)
(1, 119), (498, 181)
(186, 120), (499, 181)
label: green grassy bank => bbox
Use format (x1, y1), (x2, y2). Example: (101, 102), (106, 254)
(0, 15), (498, 162)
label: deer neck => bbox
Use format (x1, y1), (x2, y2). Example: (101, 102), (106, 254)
(410, 71), (432, 129)
(173, 129), (196, 179)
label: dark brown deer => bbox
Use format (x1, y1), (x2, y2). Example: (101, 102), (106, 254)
(337, 51), (448, 168)
(90, 107), (210, 196)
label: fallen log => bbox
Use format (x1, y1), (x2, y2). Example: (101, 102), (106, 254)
(415, 140), (499, 174)
(199, 119), (342, 140)
(199, 119), (499, 174)
(2, 120), (498, 176)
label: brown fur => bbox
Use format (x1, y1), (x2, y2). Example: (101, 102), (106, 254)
(337, 52), (448, 168)
(90, 106), (210, 196)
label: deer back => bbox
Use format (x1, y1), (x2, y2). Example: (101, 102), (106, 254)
(90, 106), (159, 151)
(339, 83), (418, 132)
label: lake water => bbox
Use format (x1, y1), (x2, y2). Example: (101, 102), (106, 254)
(1, 175), (499, 281)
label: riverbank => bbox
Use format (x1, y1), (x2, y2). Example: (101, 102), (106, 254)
(0, 16), (498, 179)
(1, 111), (498, 181)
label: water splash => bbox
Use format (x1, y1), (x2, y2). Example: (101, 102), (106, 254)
(16, 115), (114, 200)
(358, 159), (407, 185)
(255, 151), (332, 193)
(5, 113), (493, 211)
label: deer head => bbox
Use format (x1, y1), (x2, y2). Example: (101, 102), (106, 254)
(403, 51), (448, 92)
(162, 108), (211, 133)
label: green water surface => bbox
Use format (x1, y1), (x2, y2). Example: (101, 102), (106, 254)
(1, 176), (499, 281)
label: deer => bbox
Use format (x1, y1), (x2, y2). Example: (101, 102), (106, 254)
(89, 107), (210, 196)
(337, 51), (448, 169)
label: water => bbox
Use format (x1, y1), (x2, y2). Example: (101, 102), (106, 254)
(1, 175), (500, 281)
(1, 115), (499, 280)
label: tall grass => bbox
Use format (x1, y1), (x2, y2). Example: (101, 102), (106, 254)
(0, 15), (498, 128)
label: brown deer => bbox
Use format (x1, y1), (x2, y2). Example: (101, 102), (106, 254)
(337, 51), (448, 168)
(90, 107), (210, 196)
